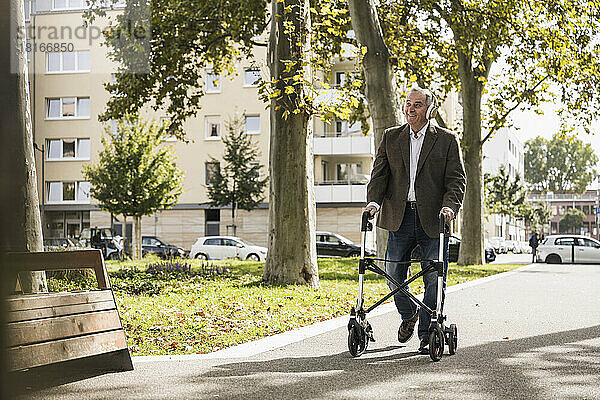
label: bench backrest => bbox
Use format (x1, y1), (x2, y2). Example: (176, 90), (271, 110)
(3, 250), (132, 372)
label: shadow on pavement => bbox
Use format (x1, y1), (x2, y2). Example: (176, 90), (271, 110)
(195, 324), (600, 400)
(12, 325), (600, 399)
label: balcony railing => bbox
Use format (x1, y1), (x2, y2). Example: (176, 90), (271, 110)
(314, 182), (367, 203)
(313, 134), (373, 155)
(528, 191), (598, 200)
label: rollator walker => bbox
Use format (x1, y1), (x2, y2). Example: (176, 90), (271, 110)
(347, 210), (457, 362)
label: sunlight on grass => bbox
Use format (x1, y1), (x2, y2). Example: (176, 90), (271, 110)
(48, 257), (522, 356)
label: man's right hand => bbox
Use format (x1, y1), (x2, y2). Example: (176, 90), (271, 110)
(364, 205), (377, 219)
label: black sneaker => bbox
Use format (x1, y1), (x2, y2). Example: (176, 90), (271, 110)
(397, 310), (419, 343)
(418, 338), (429, 354)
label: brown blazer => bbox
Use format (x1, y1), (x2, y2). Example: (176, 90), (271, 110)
(367, 123), (466, 238)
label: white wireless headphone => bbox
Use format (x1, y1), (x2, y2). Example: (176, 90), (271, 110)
(425, 91), (438, 120)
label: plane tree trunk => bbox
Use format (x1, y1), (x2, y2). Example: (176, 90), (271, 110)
(0, 0), (48, 293)
(262, 0), (319, 287)
(348, 0), (401, 259)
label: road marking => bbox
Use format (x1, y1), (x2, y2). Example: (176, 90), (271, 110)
(133, 263), (537, 363)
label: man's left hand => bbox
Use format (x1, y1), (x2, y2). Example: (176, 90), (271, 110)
(439, 207), (454, 223)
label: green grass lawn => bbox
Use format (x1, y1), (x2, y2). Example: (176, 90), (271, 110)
(47, 257), (521, 356)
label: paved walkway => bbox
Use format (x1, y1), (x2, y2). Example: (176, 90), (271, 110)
(15, 263), (600, 399)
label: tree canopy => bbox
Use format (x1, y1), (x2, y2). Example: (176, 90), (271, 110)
(560, 208), (586, 234)
(83, 115), (183, 218)
(485, 164), (528, 219)
(84, 0), (268, 137)
(524, 133), (598, 194)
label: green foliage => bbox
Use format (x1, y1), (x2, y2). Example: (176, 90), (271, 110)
(524, 133), (598, 193)
(485, 164), (528, 220)
(206, 117), (268, 216)
(560, 207), (586, 233)
(84, 0), (269, 137)
(84, 258), (524, 355)
(377, 0), (600, 136)
(522, 202), (553, 232)
(82, 115), (184, 218)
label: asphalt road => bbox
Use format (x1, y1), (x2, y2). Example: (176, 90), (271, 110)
(14, 262), (600, 400)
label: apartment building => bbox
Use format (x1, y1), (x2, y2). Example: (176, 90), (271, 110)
(481, 127), (527, 241)
(25, 2), (459, 251)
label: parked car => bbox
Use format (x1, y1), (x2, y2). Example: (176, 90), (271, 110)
(43, 237), (77, 251)
(78, 227), (123, 260)
(189, 236), (267, 261)
(316, 231), (375, 258)
(411, 235), (496, 263)
(488, 236), (507, 254)
(537, 235), (600, 264)
(142, 236), (186, 259)
(505, 240), (522, 254)
(519, 241), (532, 254)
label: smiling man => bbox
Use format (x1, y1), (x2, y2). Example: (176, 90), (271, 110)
(363, 86), (466, 354)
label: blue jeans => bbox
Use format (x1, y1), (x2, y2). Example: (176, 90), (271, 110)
(385, 205), (449, 340)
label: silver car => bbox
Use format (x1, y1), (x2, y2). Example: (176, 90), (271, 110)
(537, 235), (600, 264)
(189, 236), (267, 261)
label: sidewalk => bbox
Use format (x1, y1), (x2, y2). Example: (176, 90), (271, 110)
(15, 262), (600, 400)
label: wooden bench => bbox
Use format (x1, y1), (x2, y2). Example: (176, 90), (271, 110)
(4, 250), (133, 373)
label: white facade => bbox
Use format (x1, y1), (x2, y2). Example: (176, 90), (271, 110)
(482, 127), (527, 241)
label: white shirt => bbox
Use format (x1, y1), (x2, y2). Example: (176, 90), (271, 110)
(407, 122), (428, 201)
(367, 122), (429, 211)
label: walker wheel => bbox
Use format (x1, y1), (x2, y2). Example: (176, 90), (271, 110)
(447, 324), (457, 355)
(348, 324), (368, 357)
(429, 326), (444, 361)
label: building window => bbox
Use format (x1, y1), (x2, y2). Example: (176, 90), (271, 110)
(46, 97), (90, 119)
(24, 1), (36, 21)
(205, 70), (221, 93)
(335, 71), (346, 87)
(205, 162), (220, 186)
(52, 0), (85, 10)
(47, 138), (90, 160)
(47, 51), (90, 73)
(46, 181), (90, 203)
(336, 163), (364, 183)
(205, 116), (221, 139)
(244, 115), (260, 134)
(331, 119), (361, 136)
(244, 69), (261, 86)
(205, 209), (220, 236)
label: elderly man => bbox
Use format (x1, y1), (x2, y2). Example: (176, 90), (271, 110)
(364, 87), (466, 354)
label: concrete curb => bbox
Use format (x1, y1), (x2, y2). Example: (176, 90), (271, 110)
(133, 263), (537, 363)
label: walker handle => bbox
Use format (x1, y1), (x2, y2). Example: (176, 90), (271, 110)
(439, 212), (448, 234)
(361, 211), (373, 232)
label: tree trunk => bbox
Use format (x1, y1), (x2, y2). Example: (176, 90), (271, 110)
(122, 214), (129, 258)
(263, 0), (319, 287)
(348, 0), (401, 260)
(0, 0), (47, 293)
(133, 215), (142, 260)
(232, 202), (237, 237)
(457, 53), (484, 265)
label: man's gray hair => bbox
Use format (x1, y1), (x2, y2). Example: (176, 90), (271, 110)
(408, 86), (436, 107)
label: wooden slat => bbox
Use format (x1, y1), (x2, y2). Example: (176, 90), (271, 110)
(7, 300), (116, 323)
(7, 330), (128, 372)
(3, 250), (110, 289)
(6, 290), (114, 312)
(8, 309), (123, 347)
